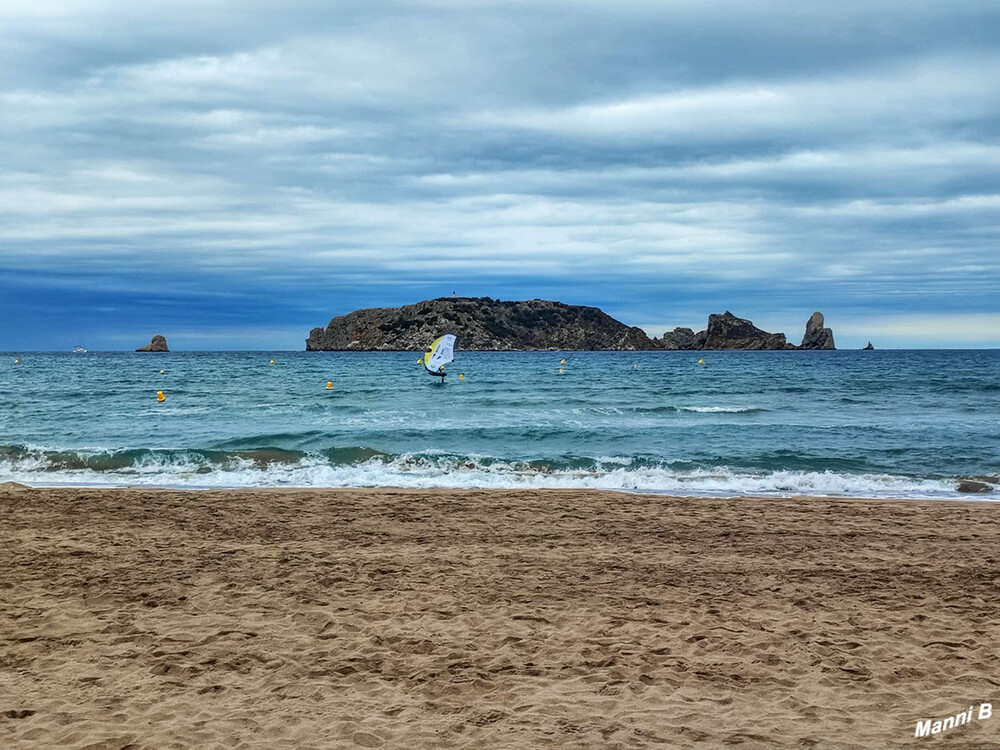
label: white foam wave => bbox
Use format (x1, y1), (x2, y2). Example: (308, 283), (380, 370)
(679, 406), (763, 413)
(0, 453), (971, 499)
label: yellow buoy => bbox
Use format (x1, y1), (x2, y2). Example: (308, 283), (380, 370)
(269, 359), (275, 365)
(458, 373), (465, 381)
(633, 363), (638, 369)
(160, 369), (165, 374)
(156, 390), (165, 402)
(560, 358), (566, 365)
(13, 359), (19, 364)
(698, 359), (705, 365)
(326, 381), (333, 390)
(558, 367), (564, 374)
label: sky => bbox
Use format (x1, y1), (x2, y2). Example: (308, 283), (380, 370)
(2, 0), (999, 350)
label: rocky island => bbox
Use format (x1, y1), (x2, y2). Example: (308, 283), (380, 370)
(306, 297), (838, 351)
(660, 311), (835, 350)
(136, 335), (169, 352)
(307, 298), (650, 351)
(661, 311), (789, 350)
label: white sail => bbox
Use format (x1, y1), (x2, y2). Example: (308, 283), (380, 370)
(424, 334), (456, 374)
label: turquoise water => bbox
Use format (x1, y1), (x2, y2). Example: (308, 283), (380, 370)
(1, 350), (997, 497)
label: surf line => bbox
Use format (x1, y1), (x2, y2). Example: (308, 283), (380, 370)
(914, 702), (992, 738)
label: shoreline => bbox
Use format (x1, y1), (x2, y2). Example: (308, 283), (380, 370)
(3, 485), (999, 748)
(3, 481), (993, 502)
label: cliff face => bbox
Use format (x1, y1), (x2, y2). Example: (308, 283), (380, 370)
(306, 297), (655, 351)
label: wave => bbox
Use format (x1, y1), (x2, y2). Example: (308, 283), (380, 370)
(630, 405), (766, 414)
(0, 445), (308, 472)
(0, 443), (977, 499)
(678, 405), (765, 413)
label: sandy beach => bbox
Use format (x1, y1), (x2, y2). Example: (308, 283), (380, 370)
(1, 484), (998, 749)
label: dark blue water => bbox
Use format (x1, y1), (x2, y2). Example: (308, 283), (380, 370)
(1, 350), (997, 497)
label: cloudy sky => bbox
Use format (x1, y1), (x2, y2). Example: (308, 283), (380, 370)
(2, 0), (999, 349)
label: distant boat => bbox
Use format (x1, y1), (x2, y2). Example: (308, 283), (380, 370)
(73, 346), (87, 354)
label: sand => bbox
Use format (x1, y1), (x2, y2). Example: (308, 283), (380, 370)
(1, 484), (998, 749)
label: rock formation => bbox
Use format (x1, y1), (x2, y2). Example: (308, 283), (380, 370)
(660, 311), (835, 351)
(659, 327), (703, 350)
(700, 311), (788, 350)
(863, 341), (875, 350)
(957, 480), (993, 494)
(659, 313), (784, 350)
(307, 299), (837, 352)
(800, 312), (836, 350)
(136, 335), (169, 352)
(306, 297), (654, 351)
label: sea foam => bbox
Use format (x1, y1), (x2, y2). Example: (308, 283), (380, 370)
(0, 446), (967, 498)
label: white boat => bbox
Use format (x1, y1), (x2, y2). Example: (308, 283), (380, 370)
(73, 346), (87, 353)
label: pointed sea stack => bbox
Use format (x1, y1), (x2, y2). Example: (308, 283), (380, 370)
(136, 335), (169, 352)
(863, 341), (875, 350)
(800, 312), (836, 350)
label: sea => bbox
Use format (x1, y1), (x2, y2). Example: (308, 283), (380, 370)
(1, 350), (998, 498)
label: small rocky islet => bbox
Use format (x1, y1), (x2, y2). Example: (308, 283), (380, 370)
(136, 335), (169, 352)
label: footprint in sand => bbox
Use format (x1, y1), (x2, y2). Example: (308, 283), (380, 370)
(3, 709), (36, 719)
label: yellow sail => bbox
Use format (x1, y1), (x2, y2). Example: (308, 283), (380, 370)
(422, 333), (456, 375)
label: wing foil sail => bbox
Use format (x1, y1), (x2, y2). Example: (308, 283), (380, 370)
(423, 333), (456, 375)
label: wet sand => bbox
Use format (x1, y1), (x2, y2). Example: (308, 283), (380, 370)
(1, 483), (998, 749)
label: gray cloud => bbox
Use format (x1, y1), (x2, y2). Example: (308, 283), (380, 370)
(2, 0), (999, 347)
